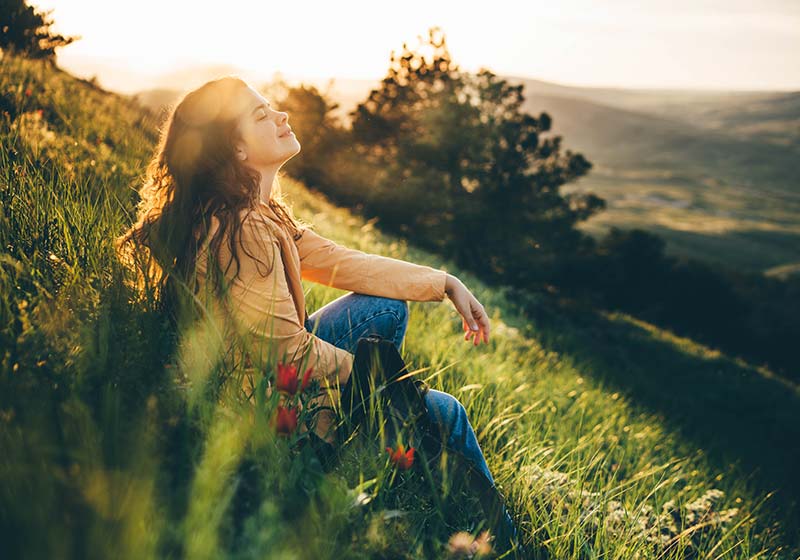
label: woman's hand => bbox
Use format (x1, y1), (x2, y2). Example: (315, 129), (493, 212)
(445, 274), (490, 346)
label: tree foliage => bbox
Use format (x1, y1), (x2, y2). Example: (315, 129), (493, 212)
(348, 27), (604, 286)
(0, 0), (79, 61)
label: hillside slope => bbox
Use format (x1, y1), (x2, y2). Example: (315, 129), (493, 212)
(1, 53), (798, 559)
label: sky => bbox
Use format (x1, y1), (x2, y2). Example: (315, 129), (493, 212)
(34, 0), (800, 94)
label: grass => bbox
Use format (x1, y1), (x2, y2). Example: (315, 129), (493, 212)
(1, 52), (798, 559)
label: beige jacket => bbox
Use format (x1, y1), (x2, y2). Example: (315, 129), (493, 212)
(194, 200), (448, 400)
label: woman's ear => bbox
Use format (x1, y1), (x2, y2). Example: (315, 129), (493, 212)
(236, 145), (247, 161)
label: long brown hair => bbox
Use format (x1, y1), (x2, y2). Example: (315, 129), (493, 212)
(115, 76), (308, 323)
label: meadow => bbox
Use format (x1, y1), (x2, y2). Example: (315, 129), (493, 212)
(1, 53), (798, 559)
(561, 168), (800, 277)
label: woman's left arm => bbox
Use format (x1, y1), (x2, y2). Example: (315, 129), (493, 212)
(296, 227), (447, 302)
(296, 227), (489, 346)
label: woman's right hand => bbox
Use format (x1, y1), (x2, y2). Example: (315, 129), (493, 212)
(445, 274), (491, 346)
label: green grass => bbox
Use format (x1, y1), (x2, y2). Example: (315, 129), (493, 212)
(1, 52), (798, 559)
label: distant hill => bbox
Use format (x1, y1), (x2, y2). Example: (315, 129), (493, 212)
(501, 77), (800, 194)
(496, 82), (800, 278)
(504, 76), (800, 149)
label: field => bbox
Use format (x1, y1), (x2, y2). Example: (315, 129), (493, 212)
(562, 168), (800, 276)
(2, 53), (799, 559)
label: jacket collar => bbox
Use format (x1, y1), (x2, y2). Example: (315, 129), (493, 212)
(256, 198), (307, 324)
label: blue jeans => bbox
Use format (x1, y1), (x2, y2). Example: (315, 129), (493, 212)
(305, 292), (517, 542)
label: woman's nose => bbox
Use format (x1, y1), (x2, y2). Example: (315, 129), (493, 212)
(277, 111), (288, 125)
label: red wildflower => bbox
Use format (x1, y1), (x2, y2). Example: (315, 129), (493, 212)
(276, 362), (314, 396)
(24, 88), (32, 97)
(275, 362), (299, 395)
(386, 443), (415, 470)
(300, 366), (313, 392)
(36, 109), (43, 118)
(273, 405), (298, 436)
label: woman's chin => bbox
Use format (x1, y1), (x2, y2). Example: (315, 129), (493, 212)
(282, 146), (301, 164)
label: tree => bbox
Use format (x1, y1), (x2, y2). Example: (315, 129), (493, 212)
(0, 0), (79, 61)
(349, 27), (604, 287)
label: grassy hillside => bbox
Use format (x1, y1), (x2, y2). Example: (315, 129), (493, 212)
(2, 52), (798, 559)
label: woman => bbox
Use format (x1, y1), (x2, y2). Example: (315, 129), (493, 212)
(115, 76), (519, 552)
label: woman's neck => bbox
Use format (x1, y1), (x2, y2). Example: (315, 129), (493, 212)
(251, 163), (279, 204)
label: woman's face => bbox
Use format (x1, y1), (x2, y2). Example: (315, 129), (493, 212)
(234, 85), (301, 169)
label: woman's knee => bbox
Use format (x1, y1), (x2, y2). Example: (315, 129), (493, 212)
(388, 299), (408, 347)
(352, 294), (408, 341)
(425, 389), (468, 436)
(390, 298), (409, 331)
(362, 294), (407, 327)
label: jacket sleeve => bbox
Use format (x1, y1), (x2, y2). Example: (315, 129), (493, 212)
(215, 214), (354, 393)
(295, 227), (448, 302)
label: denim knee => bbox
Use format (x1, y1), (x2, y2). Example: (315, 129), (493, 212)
(381, 297), (408, 328)
(392, 299), (408, 334)
(449, 397), (469, 438)
(350, 294), (407, 322)
(374, 296), (408, 348)
(426, 390), (468, 443)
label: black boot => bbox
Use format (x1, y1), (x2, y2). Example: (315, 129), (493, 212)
(416, 439), (523, 557)
(460, 459), (521, 557)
